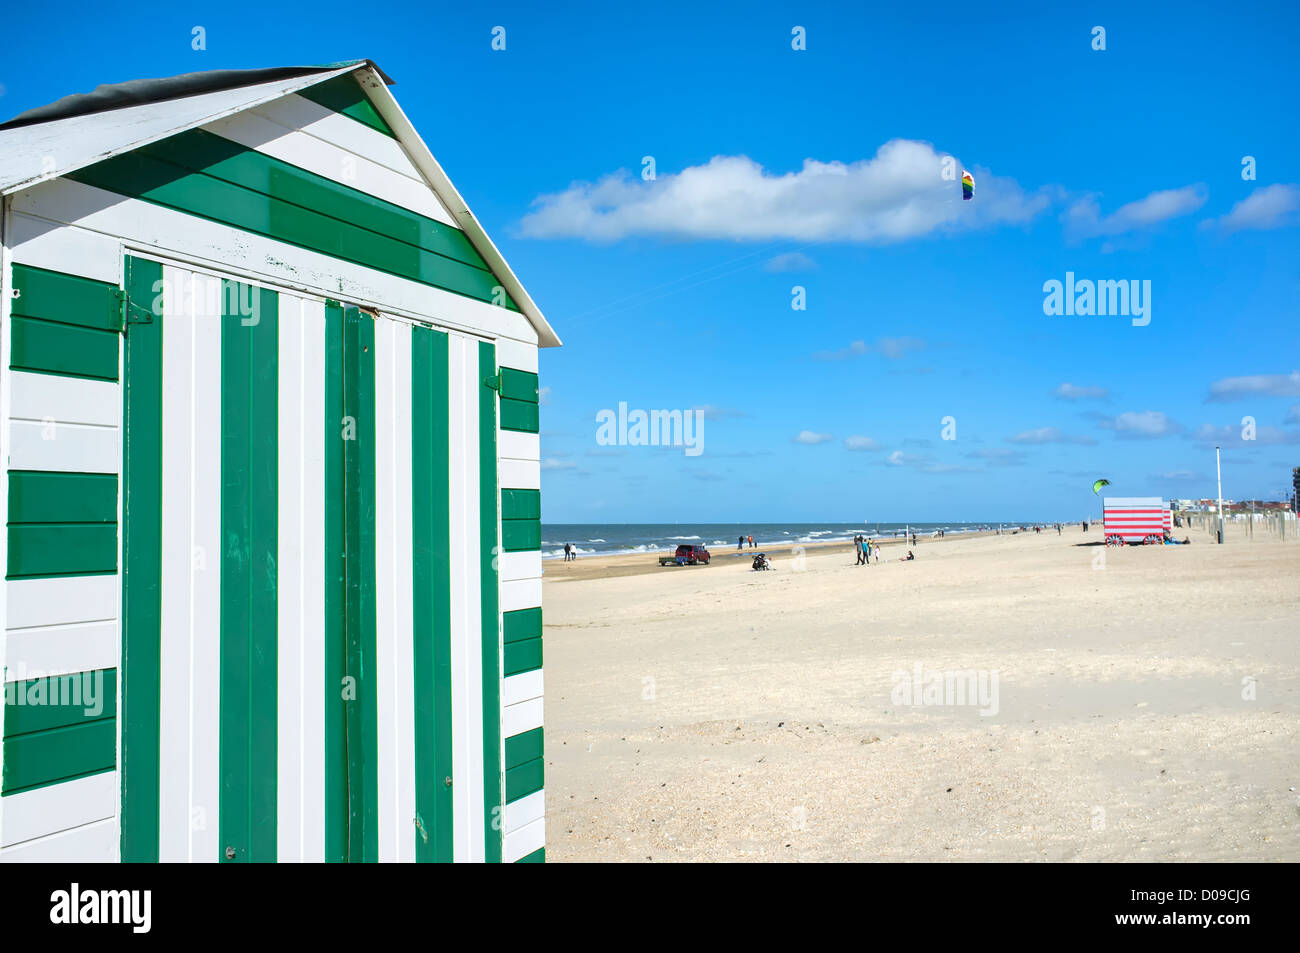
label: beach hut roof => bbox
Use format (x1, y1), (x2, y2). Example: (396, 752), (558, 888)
(0, 60), (560, 347)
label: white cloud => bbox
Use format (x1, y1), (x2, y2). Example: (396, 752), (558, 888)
(885, 450), (908, 466)
(764, 251), (817, 272)
(1065, 185), (1207, 239)
(538, 386), (552, 405)
(844, 435), (881, 451)
(1157, 470), (1204, 481)
(1098, 411), (1181, 438)
(1203, 184), (1300, 232)
(793, 430), (833, 445)
(1006, 426), (1095, 445)
(1207, 371), (1300, 401)
(541, 458), (577, 470)
(518, 140), (1054, 243)
(1054, 382), (1110, 401)
(813, 336), (926, 361)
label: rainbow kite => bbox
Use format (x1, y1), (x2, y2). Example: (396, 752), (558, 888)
(961, 170), (975, 201)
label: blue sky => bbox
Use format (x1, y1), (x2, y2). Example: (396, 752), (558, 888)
(4, 0), (1298, 521)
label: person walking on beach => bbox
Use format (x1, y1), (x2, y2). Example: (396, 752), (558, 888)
(738, 535), (744, 551)
(853, 535), (862, 565)
(563, 542), (571, 561)
(864, 538), (872, 564)
(747, 534), (754, 549)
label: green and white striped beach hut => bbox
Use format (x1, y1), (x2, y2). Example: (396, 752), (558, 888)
(0, 61), (556, 862)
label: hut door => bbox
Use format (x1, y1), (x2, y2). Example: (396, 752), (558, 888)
(325, 303), (457, 863)
(119, 256), (346, 861)
(120, 263), (455, 863)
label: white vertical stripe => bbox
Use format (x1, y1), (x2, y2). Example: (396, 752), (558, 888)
(447, 333), (484, 862)
(153, 267), (223, 862)
(299, 299), (327, 862)
(277, 295), (304, 861)
(374, 317), (418, 863)
(190, 274), (223, 863)
(158, 265), (196, 862)
(374, 318), (397, 861)
(276, 294), (327, 862)
(390, 321), (416, 863)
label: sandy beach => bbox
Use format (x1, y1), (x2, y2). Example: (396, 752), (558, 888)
(542, 523), (1300, 861)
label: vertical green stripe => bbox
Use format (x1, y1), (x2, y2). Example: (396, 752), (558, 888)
(218, 282), (279, 862)
(344, 306), (379, 862)
(120, 255), (162, 862)
(479, 340), (503, 862)
(323, 301), (348, 863)
(412, 326), (453, 862)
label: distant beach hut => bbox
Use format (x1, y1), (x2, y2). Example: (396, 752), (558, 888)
(0, 61), (556, 862)
(1103, 497), (1171, 545)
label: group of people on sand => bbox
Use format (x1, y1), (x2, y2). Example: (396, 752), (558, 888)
(737, 534), (757, 550)
(562, 542), (578, 561)
(853, 534), (879, 565)
(853, 534), (916, 564)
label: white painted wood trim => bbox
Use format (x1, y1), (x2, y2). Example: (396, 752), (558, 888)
(503, 670), (544, 708)
(8, 211), (120, 283)
(503, 789), (544, 833)
(0, 771), (116, 848)
(500, 577), (543, 613)
(3, 620), (117, 681)
(502, 697), (544, 738)
(499, 551), (542, 583)
(6, 575), (118, 629)
(0, 816), (118, 862)
(503, 816), (545, 863)
(498, 459), (541, 492)
(498, 430), (540, 464)
(8, 419), (118, 473)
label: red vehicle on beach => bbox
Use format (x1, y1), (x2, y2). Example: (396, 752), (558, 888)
(659, 544), (711, 566)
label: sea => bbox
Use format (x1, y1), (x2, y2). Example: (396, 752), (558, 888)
(540, 521), (1035, 559)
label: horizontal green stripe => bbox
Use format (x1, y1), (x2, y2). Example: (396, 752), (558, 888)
(7, 524), (117, 578)
(11, 316), (120, 381)
(501, 519), (541, 551)
(505, 727), (543, 769)
(144, 130), (483, 270)
(500, 398), (539, 433)
(4, 669), (117, 737)
(505, 757), (544, 802)
(68, 133), (519, 311)
(501, 488), (541, 521)
(9, 471), (118, 524)
(516, 847), (545, 863)
(1, 719), (115, 795)
(503, 607), (542, 644)
(298, 73), (396, 137)
(504, 636), (542, 676)
(499, 368), (539, 403)
(11, 265), (121, 331)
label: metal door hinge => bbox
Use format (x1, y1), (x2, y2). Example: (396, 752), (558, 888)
(121, 290), (153, 327)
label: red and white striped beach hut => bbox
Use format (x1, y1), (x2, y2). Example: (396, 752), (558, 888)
(1103, 497), (1172, 545)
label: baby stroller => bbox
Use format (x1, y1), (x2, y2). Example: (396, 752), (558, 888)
(751, 552), (771, 571)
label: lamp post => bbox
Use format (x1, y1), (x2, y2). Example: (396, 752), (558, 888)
(1215, 445), (1224, 545)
